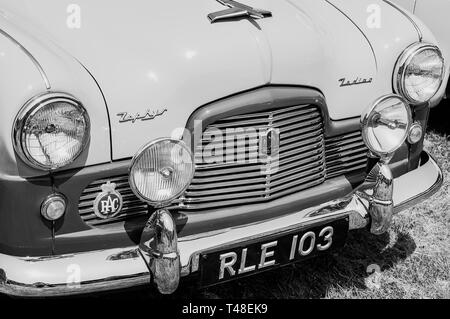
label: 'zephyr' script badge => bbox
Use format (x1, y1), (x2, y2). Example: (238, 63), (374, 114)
(208, 0), (272, 23)
(117, 109), (167, 123)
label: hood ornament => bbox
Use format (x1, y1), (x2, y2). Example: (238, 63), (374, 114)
(208, 0), (272, 23)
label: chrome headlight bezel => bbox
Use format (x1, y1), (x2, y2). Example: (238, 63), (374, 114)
(12, 92), (91, 170)
(129, 138), (195, 207)
(394, 42), (445, 105)
(361, 94), (412, 158)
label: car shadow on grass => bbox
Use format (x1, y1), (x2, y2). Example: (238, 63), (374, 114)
(177, 229), (417, 299)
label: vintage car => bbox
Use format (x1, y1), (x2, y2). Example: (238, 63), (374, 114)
(0, 0), (447, 297)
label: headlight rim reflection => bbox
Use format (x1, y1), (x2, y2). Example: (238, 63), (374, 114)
(361, 94), (412, 158)
(129, 138), (195, 207)
(12, 92), (91, 171)
(394, 42), (445, 105)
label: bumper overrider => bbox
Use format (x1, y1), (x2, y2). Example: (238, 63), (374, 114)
(0, 151), (442, 297)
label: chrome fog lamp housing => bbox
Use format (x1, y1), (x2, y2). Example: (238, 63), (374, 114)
(394, 42), (445, 105)
(13, 92), (90, 170)
(129, 138), (195, 207)
(361, 95), (412, 158)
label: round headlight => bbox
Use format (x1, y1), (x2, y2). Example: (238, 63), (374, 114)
(13, 93), (90, 170)
(361, 95), (412, 157)
(129, 139), (195, 207)
(394, 42), (445, 104)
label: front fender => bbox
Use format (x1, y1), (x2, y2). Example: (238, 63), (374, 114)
(0, 29), (49, 177)
(0, 13), (112, 178)
(0, 29), (55, 256)
(0, 15), (111, 256)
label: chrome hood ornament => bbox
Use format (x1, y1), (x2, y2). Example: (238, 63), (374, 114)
(208, 0), (272, 23)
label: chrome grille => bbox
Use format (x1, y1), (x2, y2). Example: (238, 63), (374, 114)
(78, 104), (368, 226)
(325, 131), (369, 179)
(184, 104), (326, 210)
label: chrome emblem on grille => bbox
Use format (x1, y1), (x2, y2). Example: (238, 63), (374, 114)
(208, 0), (272, 23)
(260, 127), (280, 175)
(93, 182), (123, 219)
(260, 128), (280, 157)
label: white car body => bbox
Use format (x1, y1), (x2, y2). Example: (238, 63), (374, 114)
(0, 0), (445, 167)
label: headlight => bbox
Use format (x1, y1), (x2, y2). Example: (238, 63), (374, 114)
(361, 95), (412, 157)
(394, 42), (445, 104)
(13, 92), (90, 170)
(129, 139), (195, 207)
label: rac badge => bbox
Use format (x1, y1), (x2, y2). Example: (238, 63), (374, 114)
(93, 182), (123, 219)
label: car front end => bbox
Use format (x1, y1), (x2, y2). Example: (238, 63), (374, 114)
(0, 0), (446, 297)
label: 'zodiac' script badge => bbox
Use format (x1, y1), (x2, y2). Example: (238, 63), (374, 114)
(93, 182), (123, 219)
(338, 77), (373, 87)
(117, 109), (167, 123)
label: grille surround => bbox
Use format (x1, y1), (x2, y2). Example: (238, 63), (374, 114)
(184, 103), (327, 210)
(78, 103), (368, 226)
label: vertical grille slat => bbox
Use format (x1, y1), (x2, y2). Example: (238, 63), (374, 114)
(79, 103), (369, 225)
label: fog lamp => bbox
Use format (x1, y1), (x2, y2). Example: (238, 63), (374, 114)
(361, 95), (412, 158)
(41, 194), (67, 221)
(408, 122), (424, 144)
(129, 139), (195, 207)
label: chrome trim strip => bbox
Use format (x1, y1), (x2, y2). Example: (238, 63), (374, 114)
(324, 0), (378, 70)
(0, 29), (51, 89)
(0, 274), (150, 298)
(0, 247), (150, 297)
(188, 178), (266, 190)
(393, 153), (443, 213)
(382, 0), (423, 41)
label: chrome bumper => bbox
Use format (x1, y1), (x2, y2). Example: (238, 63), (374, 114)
(0, 152), (442, 297)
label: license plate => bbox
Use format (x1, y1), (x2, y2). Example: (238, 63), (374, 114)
(199, 217), (349, 287)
